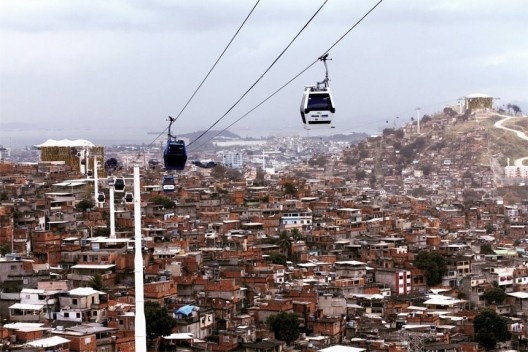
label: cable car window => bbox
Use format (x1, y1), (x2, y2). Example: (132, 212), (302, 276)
(307, 94), (332, 110)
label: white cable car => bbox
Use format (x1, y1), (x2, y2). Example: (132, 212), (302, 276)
(300, 54), (335, 130)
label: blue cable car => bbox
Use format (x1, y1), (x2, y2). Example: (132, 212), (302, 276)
(300, 54), (336, 130)
(163, 116), (188, 171)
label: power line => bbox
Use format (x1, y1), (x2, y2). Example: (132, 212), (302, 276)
(172, 0), (261, 125)
(188, 0), (384, 152)
(140, 1), (261, 152)
(187, 0), (329, 148)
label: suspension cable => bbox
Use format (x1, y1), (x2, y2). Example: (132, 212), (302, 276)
(188, 0), (384, 152)
(187, 0), (329, 148)
(172, 0), (261, 124)
(138, 1), (261, 153)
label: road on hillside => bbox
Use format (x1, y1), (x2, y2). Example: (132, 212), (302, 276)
(493, 113), (528, 166)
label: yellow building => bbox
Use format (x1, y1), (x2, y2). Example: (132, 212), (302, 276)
(35, 139), (105, 175)
(464, 93), (494, 111)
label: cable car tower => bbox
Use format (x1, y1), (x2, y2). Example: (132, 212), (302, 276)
(300, 54), (336, 130)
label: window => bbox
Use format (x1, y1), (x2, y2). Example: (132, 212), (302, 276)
(64, 313), (69, 318)
(72, 299), (78, 305)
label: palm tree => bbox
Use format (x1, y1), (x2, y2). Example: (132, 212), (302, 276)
(88, 273), (107, 292)
(275, 230), (292, 259)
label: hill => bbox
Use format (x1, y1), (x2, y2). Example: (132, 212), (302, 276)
(339, 108), (528, 203)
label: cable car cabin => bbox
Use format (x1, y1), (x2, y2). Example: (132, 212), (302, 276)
(164, 139), (188, 171)
(124, 192), (133, 204)
(162, 175), (176, 193)
(97, 193), (105, 203)
(114, 177), (125, 192)
(300, 86), (335, 130)
(107, 176), (115, 187)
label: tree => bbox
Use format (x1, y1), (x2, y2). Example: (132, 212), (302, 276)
(210, 164), (227, 179)
(151, 195), (176, 209)
(269, 252), (287, 266)
(309, 154), (328, 168)
(226, 168), (243, 182)
(482, 287), (506, 305)
(485, 223), (495, 234)
(480, 243), (494, 254)
(76, 199), (94, 212)
(355, 170), (367, 181)
(88, 273), (107, 292)
(255, 167), (266, 185)
(284, 182), (297, 196)
(0, 244), (10, 256)
(474, 309), (511, 350)
(274, 230), (293, 258)
(414, 251), (447, 286)
(145, 301), (177, 349)
(266, 311), (300, 344)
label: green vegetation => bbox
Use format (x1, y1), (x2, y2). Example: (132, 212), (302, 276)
(482, 287), (506, 305)
(76, 199), (94, 211)
(480, 243), (494, 255)
(266, 311), (300, 344)
(414, 251), (447, 286)
(151, 195), (176, 209)
(474, 309), (511, 350)
(145, 301), (177, 349)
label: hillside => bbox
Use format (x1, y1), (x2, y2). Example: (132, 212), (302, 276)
(339, 108), (528, 203)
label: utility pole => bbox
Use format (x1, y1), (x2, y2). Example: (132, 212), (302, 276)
(416, 107), (421, 134)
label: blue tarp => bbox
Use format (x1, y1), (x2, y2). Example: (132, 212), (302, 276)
(176, 305), (194, 316)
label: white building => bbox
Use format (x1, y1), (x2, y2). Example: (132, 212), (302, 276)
(505, 166), (528, 178)
(223, 152), (243, 169)
(55, 287), (106, 323)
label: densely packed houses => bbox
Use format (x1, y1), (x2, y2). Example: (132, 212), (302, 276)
(0, 115), (528, 352)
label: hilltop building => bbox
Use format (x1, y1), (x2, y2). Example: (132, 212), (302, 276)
(35, 139), (105, 175)
(463, 93), (494, 112)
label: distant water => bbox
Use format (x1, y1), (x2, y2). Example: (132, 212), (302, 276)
(0, 125), (349, 149)
(0, 128), (164, 148)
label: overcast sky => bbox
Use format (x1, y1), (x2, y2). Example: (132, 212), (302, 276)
(1, 0), (527, 147)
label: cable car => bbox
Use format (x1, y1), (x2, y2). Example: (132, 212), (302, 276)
(107, 176), (115, 187)
(124, 192), (134, 204)
(191, 160), (219, 169)
(163, 116), (188, 171)
(97, 193), (105, 204)
(300, 54), (335, 130)
(114, 177), (125, 192)
(162, 174), (176, 193)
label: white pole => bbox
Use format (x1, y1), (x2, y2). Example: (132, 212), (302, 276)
(133, 165), (147, 351)
(94, 158), (99, 208)
(416, 108), (421, 134)
(110, 187), (116, 238)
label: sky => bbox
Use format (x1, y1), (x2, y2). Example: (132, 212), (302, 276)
(1, 0), (527, 148)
